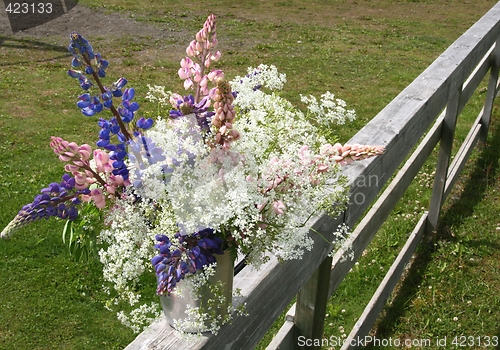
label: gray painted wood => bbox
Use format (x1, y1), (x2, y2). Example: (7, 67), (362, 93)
(265, 317), (295, 350)
(327, 111), (443, 298)
(445, 122), (482, 200)
(426, 83), (462, 238)
(295, 255), (333, 349)
(481, 38), (500, 142)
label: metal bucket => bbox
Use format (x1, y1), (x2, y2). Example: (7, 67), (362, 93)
(160, 250), (234, 332)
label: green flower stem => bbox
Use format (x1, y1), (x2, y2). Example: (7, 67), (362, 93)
(81, 55), (133, 141)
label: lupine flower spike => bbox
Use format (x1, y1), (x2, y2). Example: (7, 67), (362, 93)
(67, 32), (136, 141)
(321, 143), (385, 166)
(152, 229), (224, 295)
(0, 174), (88, 238)
(177, 14), (224, 104)
(211, 79), (240, 150)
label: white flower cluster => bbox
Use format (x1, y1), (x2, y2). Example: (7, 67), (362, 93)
(229, 67), (350, 262)
(98, 65), (356, 332)
(230, 64), (286, 111)
(117, 302), (162, 334)
(300, 91), (356, 126)
(145, 84), (172, 114)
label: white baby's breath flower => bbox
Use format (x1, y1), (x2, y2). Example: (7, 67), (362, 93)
(301, 91), (356, 127)
(145, 84), (173, 109)
(95, 63), (368, 335)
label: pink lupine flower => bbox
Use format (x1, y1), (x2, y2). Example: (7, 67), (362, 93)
(74, 172), (89, 190)
(257, 202), (267, 212)
(199, 76), (208, 87)
(177, 68), (191, 79)
(186, 45), (195, 57)
(105, 185), (116, 195)
(78, 144), (92, 160)
(66, 141), (78, 152)
(209, 51), (221, 63)
(316, 163), (329, 173)
(210, 79), (240, 150)
(208, 69), (224, 82)
(104, 175), (128, 196)
(93, 149), (108, 166)
(179, 58), (192, 73)
(94, 149), (113, 173)
(90, 188), (106, 209)
(183, 78), (193, 90)
(109, 174), (125, 186)
(58, 153), (73, 162)
(78, 149), (91, 161)
(178, 14), (223, 103)
(64, 164), (80, 173)
(272, 201), (286, 215)
(331, 143), (385, 165)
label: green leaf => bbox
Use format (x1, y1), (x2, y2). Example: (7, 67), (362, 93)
(62, 220), (70, 244)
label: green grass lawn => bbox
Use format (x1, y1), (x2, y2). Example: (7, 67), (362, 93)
(1, 0), (500, 349)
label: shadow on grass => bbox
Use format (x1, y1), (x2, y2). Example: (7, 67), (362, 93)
(0, 35), (70, 66)
(368, 115), (500, 343)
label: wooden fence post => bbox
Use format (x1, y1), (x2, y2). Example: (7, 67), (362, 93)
(426, 82), (463, 240)
(295, 255), (333, 349)
(480, 38), (500, 143)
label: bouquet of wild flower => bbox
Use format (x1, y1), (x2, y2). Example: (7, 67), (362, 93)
(1, 14), (383, 334)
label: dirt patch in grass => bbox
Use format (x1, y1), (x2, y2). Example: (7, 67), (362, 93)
(0, 3), (175, 40)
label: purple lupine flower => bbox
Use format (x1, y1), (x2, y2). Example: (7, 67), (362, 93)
(169, 94), (210, 117)
(169, 94), (213, 132)
(111, 78), (127, 97)
(81, 96), (103, 116)
(101, 90), (113, 108)
(67, 33), (137, 144)
(76, 93), (92, 109)
(96, 117), (122, 149)
(117, 88), (140, 123)
(95, 52), (109, 78)
(108, 143), (129, 181)
(68, 32), (95, 61)
(71, 57), (82, 68)
(128, 136), (170, 188)
(136, 117), (154, 130)
(1, 175), (90, 238)
(151, 228), (225, 295)
(67, 69), (81, 78)
(78, 75), (92, 90)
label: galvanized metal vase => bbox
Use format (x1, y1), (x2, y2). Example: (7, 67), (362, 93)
(160, 250), (234, 333)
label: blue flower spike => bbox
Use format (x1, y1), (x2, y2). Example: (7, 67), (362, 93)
(151, 228), (225, 295)
(67, 33), (139, 144)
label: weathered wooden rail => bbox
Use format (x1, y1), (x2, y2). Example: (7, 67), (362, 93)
(125, 2), (500, 349)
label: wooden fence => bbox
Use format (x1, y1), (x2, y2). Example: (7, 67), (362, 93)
(125, 2), (500, 349)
